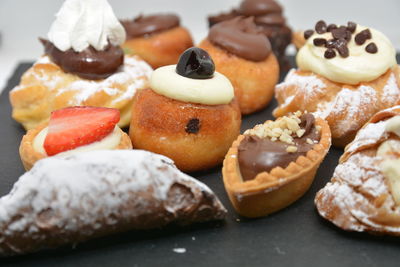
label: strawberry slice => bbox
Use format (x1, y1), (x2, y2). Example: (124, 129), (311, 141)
(44, 106), (120, 156)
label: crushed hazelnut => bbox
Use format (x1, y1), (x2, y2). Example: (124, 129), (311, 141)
(286, 146), (298, 153)
(306, 138), (314, 145)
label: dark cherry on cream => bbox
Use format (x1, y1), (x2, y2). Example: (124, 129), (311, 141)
(176, 47), (215, 79)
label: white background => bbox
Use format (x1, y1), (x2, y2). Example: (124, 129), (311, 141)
(0, 0), (399, 91)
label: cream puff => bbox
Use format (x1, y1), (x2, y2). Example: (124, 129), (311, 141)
(199, 17), (279, 114)
(274, 21), (400, 147)
(19, 106), (132, 170)
(121, 13), (193, 69)
(130, 47), (241, 172)
(10, 0), (152, 130)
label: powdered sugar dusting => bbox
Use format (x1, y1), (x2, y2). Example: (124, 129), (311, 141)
(346, 121), (388, 154)
(381, 73), (400, 104)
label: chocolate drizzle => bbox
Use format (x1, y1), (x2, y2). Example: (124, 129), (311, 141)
(209, 17), (271, 61)
(40, 39), (124, 80)
(238, 114), (320, 181)
(121, 14), (180, 39)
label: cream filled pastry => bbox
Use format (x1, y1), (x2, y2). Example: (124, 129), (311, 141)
(130, 47), (241, 172)
(199, 17), (279, 114)
(274, 20), (400, 147)
(10, 0), (152, 130)
(316, 106), (400, 236)
(19, 106), (132, 171)
(121, 13), (193, 69)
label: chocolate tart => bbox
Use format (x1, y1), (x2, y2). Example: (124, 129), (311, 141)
(222, 114), (331, 218)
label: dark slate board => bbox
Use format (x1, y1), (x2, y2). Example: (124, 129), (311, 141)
(1, 58), (400, 267)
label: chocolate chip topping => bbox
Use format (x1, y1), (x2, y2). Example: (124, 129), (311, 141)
(121, 14), (180, 39)
(304, 30), (314, 40)
(40, 38), (124, 80)
(331, 26), (351, 41)
(185, 118), (200, 134)
(366, 42), (378, 53)
(324, 48), (336, 59)
(335, 39), (349, 58)
(327, 24), (338, 32)
(313, 38), (327, 47)
(347, 21), (357, 33)
(315, 20), (327, 34)
(355, 29), (372, 45)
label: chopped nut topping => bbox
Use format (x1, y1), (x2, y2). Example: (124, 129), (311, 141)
(306, 138), (314, 145)
(286, 146), (298, 153)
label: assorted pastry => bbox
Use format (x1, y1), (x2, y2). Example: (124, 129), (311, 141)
(208, 0), (292, 70)
(274, 20), (400, 147)
(315, 106), (400, 236)
(199, 16), (279, 114)
(9, 0), (152, 130)
(121, 13), (193, 69)
(223, 112), (331, 217)
(0, 150), (227, 256)
(19, 106), (132, 171)
(130, 47), (241, 172)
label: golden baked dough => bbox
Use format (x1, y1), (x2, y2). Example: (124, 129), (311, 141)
(315, 106), (400, 236)
(130, 88), (241, 172)
(10, 55), (152, 130)
(222, 117), (331, 218)
(274, 66), (400, 147)
(292, 30), (306, 50)
(20, 123), (132, 171)
(198, 39), (280, 115)
(122, 27), (193, 69)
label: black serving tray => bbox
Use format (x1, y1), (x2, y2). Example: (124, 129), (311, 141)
(1, 57), (399, 267)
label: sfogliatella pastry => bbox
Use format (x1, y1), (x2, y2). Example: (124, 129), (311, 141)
(10, 0), (152, 130)
(274, 21), (400, 147)
(130, 47), (241, 172)
(0, 150), (226, 256)
(121, 13), (193, 69)
(223, 112), (331, 218)
(199, 17), (279, 114)
(208, 0), (292, 70)
(19, 106), (132, 171)
(316, 106), (400, 236)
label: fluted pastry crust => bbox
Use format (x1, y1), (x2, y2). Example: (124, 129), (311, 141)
(222, 117), (331, 218)
(198, 39), (279, 115)
(315, 106), (400, 235)
(0, 150), (227, 256)
(9, 55), (152, 130)
(122, 27), (193, 69)
(274, 66), (400, 147)
(19, 123), (132, 171)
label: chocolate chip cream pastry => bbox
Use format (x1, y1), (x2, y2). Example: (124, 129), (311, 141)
(316, 106), (400, 236)
(223, 112), (331, 217)
(0, 150), (226, 256)
(274, 21), (400, 147)
(10, 0), (152, 130)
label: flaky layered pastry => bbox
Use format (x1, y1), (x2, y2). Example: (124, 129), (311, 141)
(315, 106), (400, 235)
(0, 150), (226, 256)
(9, 55), (152, 130)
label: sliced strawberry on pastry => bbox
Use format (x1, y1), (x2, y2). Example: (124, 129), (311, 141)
(44, 106), (120, 156)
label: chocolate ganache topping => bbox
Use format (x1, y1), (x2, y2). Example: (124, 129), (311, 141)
(238, 113), (321, 181)
(238, 0), (283, 16)
(40, 39), (124, 80)
(209, 17), (271, 62)
(121, 14), (180, 39)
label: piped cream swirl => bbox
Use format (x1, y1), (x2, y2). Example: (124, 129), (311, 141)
(150, 65), (234, 105)
(48, 0), (126, 52)
(297, 25), (396, 84)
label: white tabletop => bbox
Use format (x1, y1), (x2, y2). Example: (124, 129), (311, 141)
(1, 0), (399, 92)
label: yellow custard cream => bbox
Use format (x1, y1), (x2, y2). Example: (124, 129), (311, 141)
(297, 25), (396, 84)
(150, 65), (234, 105)
(33, 126), (122, 156)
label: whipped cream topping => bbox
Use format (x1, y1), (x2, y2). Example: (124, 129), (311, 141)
(150, 65), (234, 105)
(297, 25), (396, 84)
(33, 126), (121, 156)
(48, 0), (126, 52)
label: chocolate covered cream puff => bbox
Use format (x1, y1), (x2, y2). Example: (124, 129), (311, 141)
(199, 17), (279, 115)
(10, 0), (152, 130)
(121, 13), (194, 69)
(274, 21), (400, 147)
(208, 0), (292, 70)
(130, 48), (241, 172)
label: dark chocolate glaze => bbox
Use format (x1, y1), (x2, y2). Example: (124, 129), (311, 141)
(121, 14), (180, 39)
(40, 39), (124, 80)
(209, 17), (271, 62)
(238, 114), (320, 181)
(207, 0), (292, 70)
